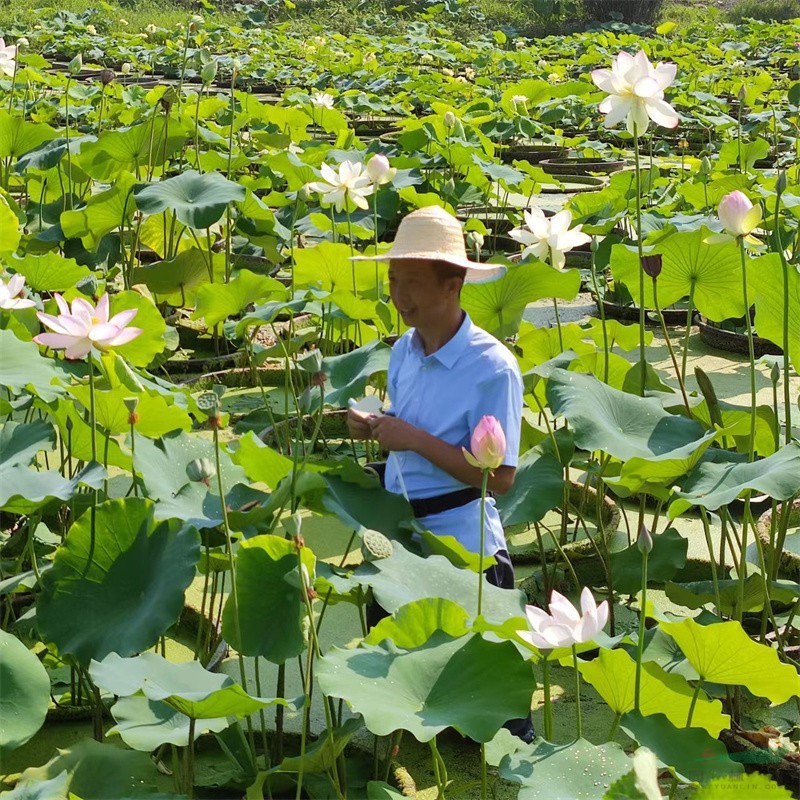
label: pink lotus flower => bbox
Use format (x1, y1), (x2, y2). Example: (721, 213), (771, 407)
(591, 50), (679, 136)
(366, 154), (397, 186)
(521, 588), (609, 649)
(708, 190), (763, 246)
(34, 293), (142, 359)
(0, 274), (36, 310)
(462, 415), (506, 471)
(509, 208), (591, 271)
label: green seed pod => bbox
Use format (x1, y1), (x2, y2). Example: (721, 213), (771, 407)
(361, 529), (394, 562)
(186, 457), (216, 483)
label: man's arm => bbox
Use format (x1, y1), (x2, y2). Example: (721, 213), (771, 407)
(366, 415), (516, 495)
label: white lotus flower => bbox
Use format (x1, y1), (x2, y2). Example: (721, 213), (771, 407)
(0, 275), (36, 310)
(509, 208), (591, 271)
(591, 50), (679, 136)
(0, 38), (17, 77)
(520, 587), (609, 650)
(311, 91), (334, 109)
(305, 160), (375, 212)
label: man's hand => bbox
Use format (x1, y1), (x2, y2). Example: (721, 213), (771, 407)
(346, 408), (373, 440)
(367, 415), (420, 452)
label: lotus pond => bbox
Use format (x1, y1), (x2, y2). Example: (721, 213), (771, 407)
(0, 6), (799, 800)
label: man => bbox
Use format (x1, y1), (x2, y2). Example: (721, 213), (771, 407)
(347, 205), (534, 742)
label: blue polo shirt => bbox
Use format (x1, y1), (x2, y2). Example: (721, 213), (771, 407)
(385, 311), (523, 556)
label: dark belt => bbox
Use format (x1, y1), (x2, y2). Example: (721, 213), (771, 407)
(410, 487), (491, 518)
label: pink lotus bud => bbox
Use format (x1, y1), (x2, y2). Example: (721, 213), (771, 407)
(366, 153), (395, 185)
(462, 415), (506, 471)
(717, 191), (762, 238)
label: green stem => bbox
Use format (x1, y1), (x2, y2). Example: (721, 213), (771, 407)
(634, 550), (648, 712)
(737, 238), (757, 460)
(700, 508), (723, 617)
(477, 469), (490, 616)
(633, 127), (645, 395)
(572, 643), (582, 740)
(652, 277), (691, 414)
(542, 655), (552, 740)
(773, 184), (792, 443)
(680, 280), (696, 384)
(589, 240), (610, 383)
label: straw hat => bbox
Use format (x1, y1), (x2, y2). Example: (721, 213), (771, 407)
(350, 205), (506, 284)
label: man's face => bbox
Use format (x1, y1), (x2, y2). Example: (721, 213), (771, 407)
(388, 259), (459, 328)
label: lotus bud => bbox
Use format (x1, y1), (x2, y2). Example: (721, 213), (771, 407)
(718, 191), (762, 238)
(770, 362), (780, 384)
(186, 457), (216, 485)
(16, 37), (29, 51)
(123, 396), (139, 425)
(121, 62), (132, 74)
(99, 68), (115, 86)
(188, 15), (204, 32)
(68, 53), (83, 75)
(776, 169), (787, 196)
(443, 111), (456, 128)
(200, 60), (218, 85)
(641, 253), (662, 279)
(637, 524), (653, 555)
(466, 230), (484, 255)
(462, 415), (506, 471)
(699, 156), (712, 176)
(590, 236), (599, 253)
(366, 153), (396, 186)
(737, 84), (747, 102)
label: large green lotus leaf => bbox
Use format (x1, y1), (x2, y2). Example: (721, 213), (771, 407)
(495, 449), (564, 526)
(693, 773), (793, 799)
(108, 290), (167, 367)
(36, 498), (201, 665)
(108, 694), (230, 750)
(485, 731), (631, 800)
(691, 397), (779, 459)
(317, 631), (535, 742)
(353, 541), (527, 626)
(192, 269), (286, 328)
(678, 173), (750, 213)
(0, 110), (58, 159)
(231, 297), (323, 339)
(0, 420), (55, 471)
(68, 383), (191, 438)
(222, 534), (315, 664)
(131, 248), (225, 305)
(366, 782), (405, 799)
(269, 717), (362, 777)
(545, 369), (709, 462)
(0, 329), (68, 402)
(0, 462), (106, 515)
(6, 251), (91, 292)
(609, 527), (688, 594)
(0, 194), (21, 252)
(294, 241), (371, 293)
(620, 711), (742, 784)
(231, 432), (295, 490)
(751, 252), (800, 374)
(462, 260), (580, 339)
(78, 117), (187, 181)
(90, 651), (290, 720)
(13, 738), (152, 800)
(660, 618), (800, 704)
(14, 136), (89, 174)
(669, 442), (800, 517)
(0, 630), (50, 753)
(135, 170), (246, 230)
(609, 230), (744, 321)
(320, 339), (391, 408)
(577, 647), (729, 737)
(60, 171), (136, 250)
(665, 575), (800, 616)
(364, 597), (470, 649)
(133, 430), (247, 502)
(51, 398), (129, 469)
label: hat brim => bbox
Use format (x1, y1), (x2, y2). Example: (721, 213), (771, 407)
(349, 252), (506, 284)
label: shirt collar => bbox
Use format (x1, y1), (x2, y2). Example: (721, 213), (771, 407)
(410, 311), (473, 369)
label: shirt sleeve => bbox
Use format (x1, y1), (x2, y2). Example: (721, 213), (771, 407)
(468, 362), (523, 468)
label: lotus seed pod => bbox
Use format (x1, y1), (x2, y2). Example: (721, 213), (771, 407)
(99, 68), (115, 86)
(188, 15), (204, 32)
(361, 529), (393, 561)
(123, 397), (139, 413)
(16, 37), (29, 51)
(196, 391), (220, 414)
(186, 457), (216, 483)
